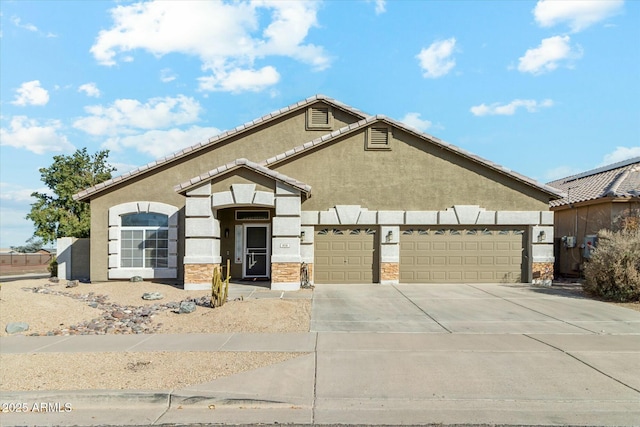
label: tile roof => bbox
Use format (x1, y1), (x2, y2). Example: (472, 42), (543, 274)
(260, 115), (564, 199)
(174, 158), (312, 196)
(547, 157), (640, 208)
(73, 95), (367, 201)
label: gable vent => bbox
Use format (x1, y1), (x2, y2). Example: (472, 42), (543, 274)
(366, 126), (391, 150)
(307, 106), (332, 129)
(311, 107), (329, 126)
(370, 127), (389, 145)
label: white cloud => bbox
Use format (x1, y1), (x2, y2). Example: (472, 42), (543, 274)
(73, 95), (201, 136)
(0, 183), (50, 204)
(544, 165), (582, 182)
(11, 80), (50, 106)
(370, 0), (386, 14)
(470, 99), (554, 116)
(110, 162), (140, 175)
(0, 206), (35, 249)
(90, 0), (329, 93)
(0, 116), (75, 154)
(416, 38), (456, 78)
(600, 146), (640, 166)
(78, 82), (101, 98)
(533, 0), (624, 33)
(160, 68), (177, 83)
(517, 35), (582, 75)
(400, 112), (432, 132)
(11, 16), (38, 32)
(198, 66), (280, 93)
(102, 126), (222, 158)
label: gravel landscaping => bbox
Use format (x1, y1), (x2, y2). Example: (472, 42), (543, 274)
(0, 278), (311, 391)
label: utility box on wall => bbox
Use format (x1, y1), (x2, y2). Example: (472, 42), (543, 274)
(583, 235), (598, 259)
(562, 236), (576, 248)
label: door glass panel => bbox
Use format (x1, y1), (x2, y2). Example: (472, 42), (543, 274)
(246, 227), (267, 248)
(245, 226), (268, 277)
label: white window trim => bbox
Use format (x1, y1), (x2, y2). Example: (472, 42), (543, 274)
(108, 202), (178, 279)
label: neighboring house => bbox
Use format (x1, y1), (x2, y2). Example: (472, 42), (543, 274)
(547, 157), (640, 277)
(73, 95), (563, 290)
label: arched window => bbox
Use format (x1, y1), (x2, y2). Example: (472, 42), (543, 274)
(108, 201), (178, 280)
(120, 213), (169, 268)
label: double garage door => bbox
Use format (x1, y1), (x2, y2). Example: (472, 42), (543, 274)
(400, 227), (524, 283)
(314, 226), (524, 284)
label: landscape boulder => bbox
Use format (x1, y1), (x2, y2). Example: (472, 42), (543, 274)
(130, 276), (144, 282)
(66, 280), (79, 288)
(142, 292), (164, 301)
(6, 322), (29, 334)
(178, 301), (196, 314)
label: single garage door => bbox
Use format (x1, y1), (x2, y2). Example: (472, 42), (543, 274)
(314, 227), (378, 284)
(400, 227), (524, 283)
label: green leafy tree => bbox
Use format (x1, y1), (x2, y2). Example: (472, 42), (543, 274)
(10, 236), (44, 253)
(27, 148), (115, 244)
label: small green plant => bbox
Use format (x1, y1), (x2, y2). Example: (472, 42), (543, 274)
(48, 256), (58, 277)
(583, 227), (640, 302)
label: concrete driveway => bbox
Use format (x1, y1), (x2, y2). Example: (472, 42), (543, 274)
(310, 283), (640, 425)
(311, 283), (640, 334)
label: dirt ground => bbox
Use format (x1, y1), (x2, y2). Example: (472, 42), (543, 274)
(0, 278), (311, 391)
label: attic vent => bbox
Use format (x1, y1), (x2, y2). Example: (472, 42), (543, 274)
(366, 126), (391, 150)
(312, 107), (329, 125)
(306, 106), (332, 129)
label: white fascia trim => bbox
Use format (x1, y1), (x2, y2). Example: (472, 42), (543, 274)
(184, 282), (212, 290)
(271, 281), (301, 291)
(108, 268), (177, 280)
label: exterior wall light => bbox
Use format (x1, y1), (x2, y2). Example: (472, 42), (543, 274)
(538, 230), (546, 242)
(300, 231), (306, 242)
(224, 228), (230, 238)
(386, 230), (393, 243)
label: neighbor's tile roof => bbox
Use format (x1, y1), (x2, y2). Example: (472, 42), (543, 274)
(174, 158), (312, 196)
(260, 115), (565, 199)
(547, 157), (640, 208)
(73, 94), (367, 201)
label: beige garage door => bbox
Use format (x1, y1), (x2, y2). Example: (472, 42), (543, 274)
(314, 227), (378, 284)
(400, 227), (524, 283)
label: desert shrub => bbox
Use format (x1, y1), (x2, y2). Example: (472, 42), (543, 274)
(583, 228), (640, 302)
(48, 256), (58, 277)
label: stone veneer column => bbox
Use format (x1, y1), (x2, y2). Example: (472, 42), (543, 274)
(380, 225), (400, 285)
(183, 182), (221, 290)
(530, 212), (555, 286)
(271, 182), (302, 291)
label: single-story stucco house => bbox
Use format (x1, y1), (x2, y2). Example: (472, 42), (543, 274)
(72, 95), (563, 290)
(547, 157), (640, 277)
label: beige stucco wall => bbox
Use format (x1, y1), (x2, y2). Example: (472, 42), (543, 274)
(88, 104), (361, 281)
(273, 126), (551, 212)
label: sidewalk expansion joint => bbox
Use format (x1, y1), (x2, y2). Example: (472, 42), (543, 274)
(467, 284), (597, 334)
(524, 334), (640, 394)
(392, 285), (452, 333)
(152, 390), (172, 424)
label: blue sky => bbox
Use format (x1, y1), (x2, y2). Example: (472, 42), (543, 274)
(1, 0), (639, 248)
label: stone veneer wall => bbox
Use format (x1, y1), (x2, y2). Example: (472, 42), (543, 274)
(381, 262), (399, 283)
(184, 263), (218, 285)
(532, 262), (553, 286)
(271, 262), (301, 284)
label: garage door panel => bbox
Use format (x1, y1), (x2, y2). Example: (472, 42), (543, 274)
(315, 227), (378, 284)
(401, 228), (524, 283)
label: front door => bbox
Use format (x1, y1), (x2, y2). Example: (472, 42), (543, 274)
(243, 224), (270, 278)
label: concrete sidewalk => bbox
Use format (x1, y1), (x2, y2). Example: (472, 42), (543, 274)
(1, 283), (639, 426)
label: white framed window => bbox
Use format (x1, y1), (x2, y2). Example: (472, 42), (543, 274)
(120, 213), (169, 268)
(108, 202), (178, 280)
